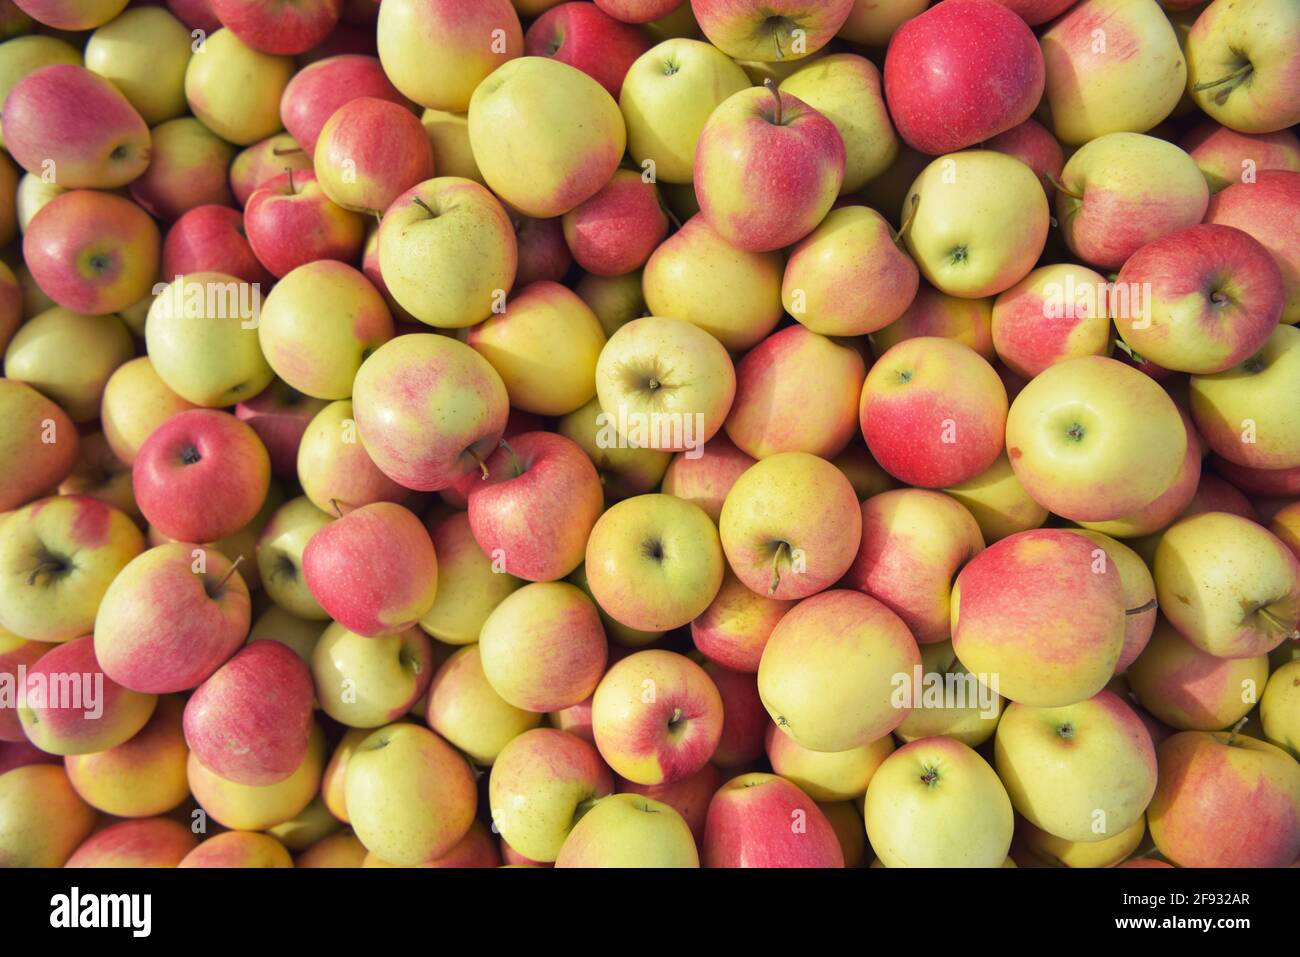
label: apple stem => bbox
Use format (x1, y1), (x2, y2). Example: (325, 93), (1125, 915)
(285, 167), (297, 195)
(1193, 63), (1252, 93)
(895, 194), (920, 247)
(768, 541), (790, 596)
(468, 447), (490, 480)
(763, 78), (782, 126)
(329, 498), (345, 519)
(1043, 172), (1082, 201)
(212, 555), (245, 592)
(1125, 598), (1157, 616)
(411, 196), (436, 218)
(1257, 606), (1300, 640)
(26, 559), (63, 586)
(1225, 716), (1248, 747)
(272, 146), (303, 156)
(499, 437), (524, 477)
(660, 199), (682, 232)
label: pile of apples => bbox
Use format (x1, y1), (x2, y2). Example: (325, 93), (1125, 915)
(0, 0), (1298, 871)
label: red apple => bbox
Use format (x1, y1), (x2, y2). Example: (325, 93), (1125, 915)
(235, 380), (328, 481)
(243, 168), (366, 278)
(984, 118), (1065, 199)
(702, 772), (844, 867)
(660, 432), (756, 525)
(210, 0), (343, 55)
(230, 134), (315, 207)
(1205, 170), (1300, 325)
(65, 818), (199, 868)
(525, 2), (651, 98)
(280, 54), (407, 156)
(313, 96), (434, 216)
(163, 205), (274, 286)
(127, 117), (236, 221)
(593, 0), (683, 23)
(561, 169), (667, 277)
(704, 662), (768, 767)
(511, 215), (573, 289)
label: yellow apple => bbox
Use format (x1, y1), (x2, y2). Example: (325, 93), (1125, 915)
(184, 29), (294, 146)
(942, 453), (1048, 544)
(0, 764), (97, 867)
(1261, 659), (1300, 757)
(85, 6), (192, 126)
(555, 793), (698, 867)
(764, 723), (893, 801)
(4, 308), (133, 423)
(427, 645), (542, 765)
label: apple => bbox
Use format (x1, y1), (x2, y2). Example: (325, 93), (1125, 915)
(65, 817), (199, 868)
(280, 54), (406, 156)
(995, 690), (1157, 843)
(352, 334), (510, 491)
(1186, 0), (1300, 134)
(4, 307), (134, 422)
(952, 529), (1126, 707)
(844, 488), (984, 645)
(984, 118), (1066, 198)
(615, 762), (718, 845)
(1205, 171), (1300, 325)
(704, 662), (767, 767)
(641, 214), (783, 351)
(298, 831), (368, 868)
(692, 0), (853, 61)
(16, 634), (155, 756)
(57, 433), (138, 521)
(1020, 814), (1148, 869)
(230, 133), (314, 206)
(869, 283), (996, 363)
(244, 169), (366, 279)
(505, 216), (568, 290)
(210, 0), (342, 56)
(469, 57), (625, 219)
(1004, 356), (1187, 521)
(990, 264), (1113, 379)
(0, 495), (143, 643)
(184, 640), (312, 787)
(556, 792), (698, 867)
(234, 380), (328, 481)
(694, 83), (844, 253)
(781, 205), (918, 338)
(660, 433), (756, 524)
(831, 443), (896, 501)
(1156, 511), (1300, 658)
(860, 337), (1008, 491)
(692, 568), (793, 673)
(479, 581), (608, 713)
(179, 832), (293, 869)
(253, 497), (331, 619)
(128, 117), (236, 221)
(419, 107), (484, 186)
(489, 726), (614, 862)
(865, 737), (1013, 867)
(314, 97), (433, 216)
(1181, 120), (1300, 193)
(0, 631), (45, 741)
(297, 400), (411, 513)
(763, 722), (893, 802)
(837, 0), (930, 43)
(376, 177), (518, 329)
(557, 398), (674, 503)
(619, 38), (749, 185)
(163, 205), (274, 287)
(1148, 729), (1300, 867)
(595, 0), (683, 22)
(759, 589), (919, 751)
(427, 644), (542, 766)
(377, 0), (522, 112)
(560, 171), (666, 278)
(1055, 132), (1209, 270)
(311, 622), (434, 728)
(418, 511), (523, 646)
(1127, 618), (1269, 731)
(0, 764), (97, 867)
(526, 2), (650, 99)
(0, 35), (81, 154)
(1067, 530), (1157, 673)
(901, 151), (1049, 298)
(94, 542), (251, 694)
(1261, 660), (1300, 756)
(11, 0), (126, 29)
(883, 0), (1044, 155)
(1039, 0), (1186, 145)
(720, 451), (861, 600)
(64, 695), (190, 817)
(303, 502), (438, 637)
(184, 29), (294, 146)
(702, 772), (844, 868)
(3, 64), (150, 188)
(893, 639), (1004, 746)
(362, 819), (502, 868)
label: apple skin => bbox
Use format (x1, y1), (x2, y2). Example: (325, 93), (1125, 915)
(990, 264), (1113, 379)
(183, 641), (314, 787)
(179, 831), (294, 868)
(1056, 132), (1209, 271)
(280, 54), (407, 156)
(641, 214), (784, 351)
(994, 690), (1158, 843)
(23, 190), (160, 316)
(302, 502), (438, 637)
(1155, 511), (1300, 659)
(1004, 356), (1187, 522)
(230, 133), (315, 207)
(427, 644), (542, 765)
(759, 589), (920, 752)
(702, 772), (844, 868)
(297, 399), (412, 513)
(724, 325), (865, 461)
(93, 543), (251, 694)
(244, 169), (366, 279)
(782, 205), (918, 338)
(691, 567), (794, 673)
(894, 640), (1004, 746)
(314, 97), (434, 216)
(489, 726), (614, 862)
(299, 831), (368, 868)
(692, 0), (853, 62)
(65, 817), (199, 868)
(351, 334), (510, 492)
(988, 0), (1078, 25)
(1186, 0), (1300, 135)
(556, 792), (699, 867)
(1020, 814), (1147, 869)
(479, 581), (608, 713)
(702, 661), (767, 767)
(0, 632), (46, 741)
(312, 622), (434, 728)
(234, 381), (328, 482)
(591, 649), (722, 786)
(162, 205), (274, 287)
(660, 433), (756, 525)
(1262, 659), (1300, 756)
(17, 635), (155, 756)
(420, 510), (523, 646)
(844, 488), (984, 645)
(557, 398), (673, 505)
(467, 431), (604, 583)
(984, 118), (1065, 198)
(3, 63), (150, 189)
(595, 0), (685, 22)
(363, 819), (502, 868)
(0, 763), (98, 867)
(132, 409), (272, 545)
(469, 57), (626, 219)
(377, 0), (523, 112)
(1148, 730), (1300, 868)
(4, 305), (135, 423)
(511, 215), (571, 289)
(1066, 530), (1157, 673)
(952, 529), (1126, 707)
(1181, 120), (1300, 193)
(1127, 618), (1269, 731)
(764, 722), (893, 802)
(616, 761), (720, 845)
(719, 451), (862, 601)
(64, 694), (190, 817)
(127, 116), (236, 221)
(883, 0), (1044, 156)
(210, 0), (343, 56)
(1039, 0), (1186, 146)
(1205, 170), (1300, 325)
(694, 85), (845, 253)
(526, 2), (650, 99)
(184, 29), (295, 146)
(561, 170), (667, 278)
(860, 337), (1008, 489)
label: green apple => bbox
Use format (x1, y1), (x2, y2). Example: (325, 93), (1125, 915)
(183, 29), (294, 146)
(420, 108), (484, 184)
(574, 271), (647, 339)
(1261, 659), (1300, 757)
(1186, 0), (1300, 134)
(418, 510), (523, 646)
(555, 793), (698, 867)
(942, 453), (1048, 545)
(557, 398), (674, 502)
(100, 357), (198, 466)
(4, 308), (133, 423)
(764, 722), (893, 801)
(85, 6), (192, 126)
(1021, 814), (1147, 868)
(255, 496), (333, 620)
(427, 645), (542, 766)
(312, 623), (435, 729)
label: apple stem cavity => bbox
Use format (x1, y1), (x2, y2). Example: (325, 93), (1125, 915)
(1256, 606), (1299, 640)
(763, 79), (782, 126)
(26, 557), (66, 586)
